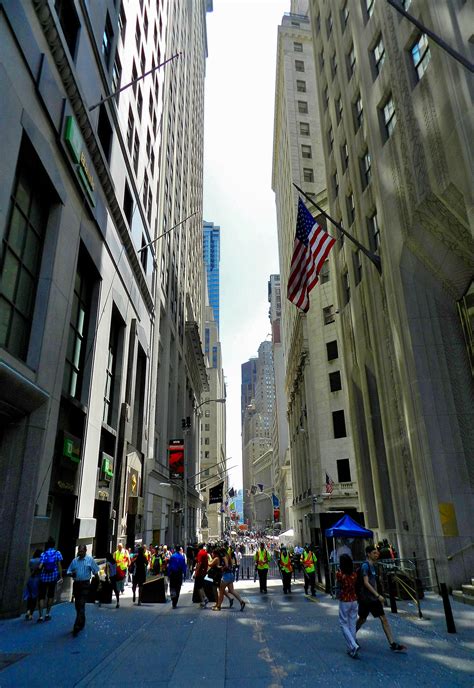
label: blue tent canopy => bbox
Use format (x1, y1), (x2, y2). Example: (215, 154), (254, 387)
(325, 514), (373, 539)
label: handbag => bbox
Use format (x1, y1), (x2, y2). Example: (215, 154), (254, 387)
(204, 574), (214, 584)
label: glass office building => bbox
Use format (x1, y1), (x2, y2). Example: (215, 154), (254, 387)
(203, 221), (221, 330)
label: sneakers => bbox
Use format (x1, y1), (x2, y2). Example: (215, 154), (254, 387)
(240, 601), (246, 611)
(390, 642), (407, 652)
(25, 612), (32, 621)
(211, 606), (221, 611)
(45, 614), (51, 621)
(200, 598), (209, 608)
(349, 647), (360, 659)
(37, 617), (44, 623)
(229, 599), (234, 608)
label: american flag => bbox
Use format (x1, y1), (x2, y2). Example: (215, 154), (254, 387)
(287, 198), (336, 312)
(325, 473), (334, 495)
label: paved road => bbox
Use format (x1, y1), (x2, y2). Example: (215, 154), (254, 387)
(0, 579), (473, 687)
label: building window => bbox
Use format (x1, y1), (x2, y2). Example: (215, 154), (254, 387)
(353, 251), (363, 290)
(137, 88), (143, 120)
(54, 0), (80, 58)
(118, 2), (127, 43)
(328, 127), (334, 152)
(327, 13), (333, 37)
(354, 94), (363, 131)
(361, 150), (371, 188)
(294, 42), (303, 52)
(303, 168), (314, 183)
(0, 142), (50, 360)
(332, 171), (339, 198)
(123, 182), (133, 226)
(320, 260), (330, 284)
(336, 96), (343, 124)
(341, 142), (349, 172)
(296, 80), (306, 93)
(331, 53), (337, 78)
(346, 192), (355, 225)
(367, 212), (381, 252)
(365, 0), (375, 21)
(301, 144), (312, 159)
(319, 51), (325, 71)
(62, 255), (93, 400)
(133, 133), (139, 172)
(323, 305), (336, 325)
(332, 410), (347, 438)
(103, 315), (120, 426)
(381, 94), (396, 140)
(337, 458), (351, 482)
(372, 35), (385, 76)
(324, 85), (329, 110)
(143, 9), (148, 37)
(341, 2), (349, 30)
(329, 371), (342, 392)
(298, 100), (308, 114)
(411, 33), (431, 81)
(300, 122), (310, 136)
(326, 340), (338, 361)
(98, 104), (112, 162)
(295, 60), (305, 72)
(135, 17), (141, 51)
(347, 45), (356, 79)
(342, 270), (350, 304)
(132, 61), (138, 95)
(112, 53), (122, 101)
(102, 12), (113, 68)
(127, 106), (134, 152)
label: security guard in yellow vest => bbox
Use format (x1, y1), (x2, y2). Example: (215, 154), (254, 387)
(279, 547), (293, 594)
(254, 542), (270, 593)
(302, 544), (318, 596)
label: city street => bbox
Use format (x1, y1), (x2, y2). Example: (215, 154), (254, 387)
(0, 579), (473, 687)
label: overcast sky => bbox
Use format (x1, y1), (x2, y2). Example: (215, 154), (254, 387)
(203, 0), (288, 489)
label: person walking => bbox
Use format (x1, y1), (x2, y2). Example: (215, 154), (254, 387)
(167, 545), (187, 608)
(104, 552), (120, 608)
(67, 544), (99, 637)
(132, 547), (148, 605)
(24, 549), (42, 620)
(113, 543), (129, 595)
(336, 554), (359, 658)
(279, 546), (293, 594)
(356, 545), (406, 652)
(302, 544), (317, 596)
(37, 537), (63, 622)
(234, 549), (242, 582)
(213, 548), (246, 612)
(208, 546), (234, 609)
(254, 542), (270, 593)
(193, 543), (210, 608)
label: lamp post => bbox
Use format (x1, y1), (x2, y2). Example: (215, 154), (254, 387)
(182, 398), (226, 545)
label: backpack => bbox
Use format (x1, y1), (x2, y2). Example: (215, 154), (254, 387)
(42, 549), (57, 574)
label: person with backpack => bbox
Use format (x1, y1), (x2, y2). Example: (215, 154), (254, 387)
(37, 537), (63, 622)
(356, 545), (406, 652)
(336, 554), (359, 658)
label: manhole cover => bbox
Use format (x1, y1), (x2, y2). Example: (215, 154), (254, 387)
(0, 653), (28, 671)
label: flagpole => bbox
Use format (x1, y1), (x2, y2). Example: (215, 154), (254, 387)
(292, 183), (382, 275)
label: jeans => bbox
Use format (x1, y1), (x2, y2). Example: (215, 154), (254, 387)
(339, 600), (358, 652)
(72, 580), (90, 632)
(257, 569), (268, 592)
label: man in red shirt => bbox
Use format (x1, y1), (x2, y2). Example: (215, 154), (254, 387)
(193, 543), (209, 608)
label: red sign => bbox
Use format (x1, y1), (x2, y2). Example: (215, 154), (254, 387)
(169, 439), (184, 479)
(273, 508), (280, 522)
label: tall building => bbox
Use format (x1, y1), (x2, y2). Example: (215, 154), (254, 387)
(241, 340), (276, 529)
(0, 0), (213, 617)
(308, 0), (473, 587)
(203, 220), (221, 330)
(272, 1), (358, 562)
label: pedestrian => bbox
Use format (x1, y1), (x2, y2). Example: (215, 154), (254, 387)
(113, 543), (129, 594)
(132, 546), (148, 605)
(208, 546), (233, 608)
(104, 552), (120, 608)
(23, 549), (42, 620)
(37, 537), (63, 622)
(356, 545), (406, 652)
(301, 544), (318, 596)
(336, 554), (359, 658)
(67, 544), (99, 637)
(186, 544), (195, 579)
(254, 542), (270, 593)
(167, 544), (187, 608)
(235, 548), (242, 582)
(213, 548), (246, 612)
(193, 543), (209, 608)
(279, 546), (293, 594)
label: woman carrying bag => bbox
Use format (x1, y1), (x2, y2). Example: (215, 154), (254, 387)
(208, 546), (233, 609)
(213, 548), (246, 612)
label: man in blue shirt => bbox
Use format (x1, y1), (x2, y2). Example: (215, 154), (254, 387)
(167, 545), (187, 608)
(67, 544), (99, 637)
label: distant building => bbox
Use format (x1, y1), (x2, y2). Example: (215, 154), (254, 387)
(203, 221), (221, 330)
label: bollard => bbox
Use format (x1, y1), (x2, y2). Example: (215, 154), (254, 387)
(388, 574), (398, 613)
(440, 583), (456, 633)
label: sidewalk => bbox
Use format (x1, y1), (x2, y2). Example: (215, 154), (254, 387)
(0, 579), (473, 687)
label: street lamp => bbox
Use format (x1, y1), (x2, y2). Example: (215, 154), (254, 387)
(195, 397), (226, 411)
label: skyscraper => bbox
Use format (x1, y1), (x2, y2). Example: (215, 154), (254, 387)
(203, 221), (221, 330)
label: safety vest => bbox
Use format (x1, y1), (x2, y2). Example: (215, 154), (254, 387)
(302, 551), (317, 573)
(255, 549), (269, 569)
(280, 552), (293, 573)
(114, 549), (129, 571)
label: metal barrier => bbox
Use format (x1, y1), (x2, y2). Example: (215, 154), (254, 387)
(241, 554), (305, 581)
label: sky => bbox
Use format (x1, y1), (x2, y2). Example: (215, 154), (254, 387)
(203, 0), (288, 489)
